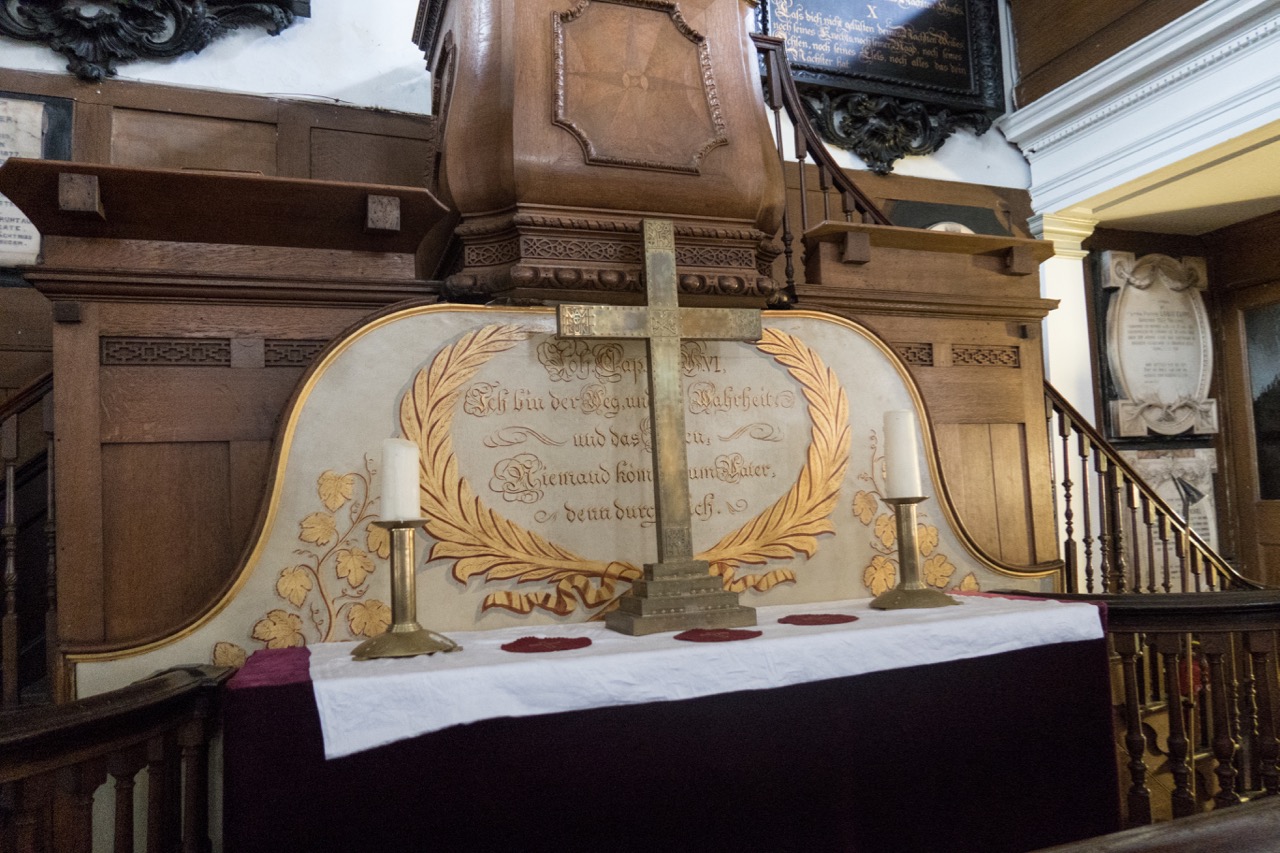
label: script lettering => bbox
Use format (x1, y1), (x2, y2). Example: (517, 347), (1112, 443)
(770, 0), (972, 90)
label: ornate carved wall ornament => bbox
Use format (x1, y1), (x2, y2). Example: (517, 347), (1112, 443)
(552, 0), (728, 174)
(0, 0), (309, 82)
(1102, 251), (1218, 437)
(757, 0), (1004, 173)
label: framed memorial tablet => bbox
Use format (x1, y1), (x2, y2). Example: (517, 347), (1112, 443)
(755, 0), (1004, 173)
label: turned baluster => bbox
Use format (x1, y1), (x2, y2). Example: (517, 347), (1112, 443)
(1096, 456), (1122, 592)
(58, 759), (106, 853)
(1115, 632), (1152, 824)
(1079, 435), (1096, 592)
(1142, 494), (1157, 593)
(109, 749), (145, 853)
(1156, 633), (1198, 817)
(145, 734), (176, 853)
(2, 775), (51, 853)
(179, 708), (213, 853)
(1246, 630), (1280, 796)
(1158, 513), (1172, 593)
(1056, 407), (1078, 589)
(817, 162), (832, 221)
(1126, 478), (1142, 592)
(1202, 633), (1241, 807)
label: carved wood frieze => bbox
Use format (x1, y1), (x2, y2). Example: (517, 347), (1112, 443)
(552, 0), (727, 174)
(100, 337), (326, 367)
(0, 0), (311, 82)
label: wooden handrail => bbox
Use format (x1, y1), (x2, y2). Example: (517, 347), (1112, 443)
(1045, 382), (1257, 592)
(0, 372), (51, 428)
(0, 665), (232, 852)
(752, 34), (891, 228)
(1008, 589), (1280, 826)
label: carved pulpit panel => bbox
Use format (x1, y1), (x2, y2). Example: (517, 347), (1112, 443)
(554, 0), (727, 173)
(414, 0), (785, 304)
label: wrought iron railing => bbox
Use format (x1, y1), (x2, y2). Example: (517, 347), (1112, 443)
(1045, 383), (1257, 595)
(1, 371), (55, 708)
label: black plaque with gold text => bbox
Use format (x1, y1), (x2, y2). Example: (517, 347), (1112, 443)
(757, 0), (1003, 173)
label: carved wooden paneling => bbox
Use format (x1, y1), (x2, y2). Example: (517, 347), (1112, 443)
(310, 129), (434, 187)
(101, 443), (234, 642)
(99, 367), (303, 444)
(109, 109), (279, 174)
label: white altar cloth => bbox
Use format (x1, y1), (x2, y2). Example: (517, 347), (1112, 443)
(308, 594), (1102, 758)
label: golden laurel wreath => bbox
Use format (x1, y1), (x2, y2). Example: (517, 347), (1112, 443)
(399, 323), (850, 617)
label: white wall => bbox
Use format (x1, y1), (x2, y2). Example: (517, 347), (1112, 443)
(0, 0), (432, 115)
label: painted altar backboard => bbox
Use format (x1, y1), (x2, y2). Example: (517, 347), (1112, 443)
(75, 305), (1055, 695)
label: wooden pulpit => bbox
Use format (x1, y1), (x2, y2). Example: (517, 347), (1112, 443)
(414, 0), (787, 306)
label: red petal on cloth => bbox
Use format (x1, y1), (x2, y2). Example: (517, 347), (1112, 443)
(777, 613), (860, 626)
(673, 628), (763, 643)
(501, 636), (594, 654)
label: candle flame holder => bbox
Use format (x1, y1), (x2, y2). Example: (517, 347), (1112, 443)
(870, 497), (960, 611)
(351, 519), (461, 660)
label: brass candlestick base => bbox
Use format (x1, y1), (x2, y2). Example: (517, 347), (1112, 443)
(870, 497), (960, 611)
(351, 520), (461, 660)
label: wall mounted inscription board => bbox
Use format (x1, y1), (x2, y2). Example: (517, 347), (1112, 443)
(756, 0), (1003, 173)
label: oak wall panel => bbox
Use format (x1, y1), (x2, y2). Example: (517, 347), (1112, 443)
(99, 367), (303, 444)
(109, 109), (279, 174)
(101, 442), (234, 642)
(310, 128), (433, 187)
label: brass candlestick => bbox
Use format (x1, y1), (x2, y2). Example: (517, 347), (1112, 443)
(871, 497), (960, 610)
(351, 519), (461, 660)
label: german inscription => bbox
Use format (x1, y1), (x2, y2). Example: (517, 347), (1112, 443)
(450, 336), (805, 563)
(768, 0), (972, 92)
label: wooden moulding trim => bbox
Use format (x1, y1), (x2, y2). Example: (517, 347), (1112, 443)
(1006, 591), (1280, 635)
(65, 305), (1060, 663)
(803, 221), (1057, 265)
(24, 272), (435, 307)
(794, 286), (1060, 322)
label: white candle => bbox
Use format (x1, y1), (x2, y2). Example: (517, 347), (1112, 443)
(381, 438), (421, 520)
(884, 410), (923, 499)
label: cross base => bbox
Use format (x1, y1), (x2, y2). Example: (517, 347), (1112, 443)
(605, 559), (757, 636)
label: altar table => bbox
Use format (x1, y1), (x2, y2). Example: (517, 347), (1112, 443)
(222, 597), (1121, 852)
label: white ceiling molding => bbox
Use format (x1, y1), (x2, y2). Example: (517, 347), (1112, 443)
(997, 0), (1280, 217)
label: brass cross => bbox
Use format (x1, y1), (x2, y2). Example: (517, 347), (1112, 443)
(557, 219), (760, 633)
(558, 219), (761, 562)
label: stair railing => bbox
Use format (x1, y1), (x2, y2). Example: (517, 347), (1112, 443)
(1, 371), (55, 708)
(752, 34), (892, 297)
(0, 664), (231, 852)
(1045, 382), (1255, 596)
